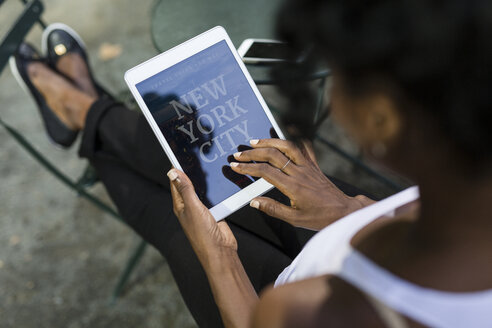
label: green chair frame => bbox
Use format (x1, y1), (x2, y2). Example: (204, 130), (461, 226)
(0, 0), (146, 303)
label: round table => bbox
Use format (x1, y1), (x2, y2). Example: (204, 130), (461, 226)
(151, 0), (283, 51)
(150, 0), (285, 82)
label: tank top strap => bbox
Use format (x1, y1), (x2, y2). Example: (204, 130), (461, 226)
(338, 250), (492, 328)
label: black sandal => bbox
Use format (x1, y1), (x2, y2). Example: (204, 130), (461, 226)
(42, 23), (112, 99)
(9, 43), (78, 148)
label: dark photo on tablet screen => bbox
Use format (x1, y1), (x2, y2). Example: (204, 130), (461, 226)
(136, 40), (277, 208)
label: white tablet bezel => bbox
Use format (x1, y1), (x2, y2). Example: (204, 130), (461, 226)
(124, 26), (285, 221)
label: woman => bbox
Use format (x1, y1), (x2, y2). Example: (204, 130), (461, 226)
(168, 0), (492, 327)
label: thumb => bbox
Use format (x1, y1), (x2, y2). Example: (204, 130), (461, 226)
(249, 196), (297, 223)
(168, 169), (198, 211)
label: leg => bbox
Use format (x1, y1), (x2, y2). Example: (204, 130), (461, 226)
(28, 55), (172, 187)
(79, 98), (172, 187)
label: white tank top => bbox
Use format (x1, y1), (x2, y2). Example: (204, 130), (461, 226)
(274, 187), (492, 328)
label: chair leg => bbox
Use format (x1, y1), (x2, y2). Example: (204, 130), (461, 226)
(76, 164), (100, 190)
(110, 239), (148, 304)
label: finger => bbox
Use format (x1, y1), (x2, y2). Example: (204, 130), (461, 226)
(237, 144), (253, 152)
(249, 139), (306, 165)
(230, 162), (296, 197)
(250, 197), (297, 222)
(168, 167), (184, 213)
(222, 165), (255, 188)
(233, 148), (296, 175)
(170, 179), (184, 215)
(167, 169), (199, 211)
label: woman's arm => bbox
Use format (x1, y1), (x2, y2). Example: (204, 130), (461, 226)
(231, 139), (375, 231)
(168, 169), (257, 328)
(204, 249), (258, 328)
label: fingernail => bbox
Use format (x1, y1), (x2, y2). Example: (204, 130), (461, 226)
(250, 200), (260, 209)
(233, 152), (242, 159)
(250, 139), (259, 145)
(230, 162), (239, 168)
(167, 170), (178, 181)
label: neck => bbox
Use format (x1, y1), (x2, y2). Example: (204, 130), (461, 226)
(386, 114), (492, 248)
(413, 168), (492, 248)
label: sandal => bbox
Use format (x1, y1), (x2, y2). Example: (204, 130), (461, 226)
(9, 43), (78, 148)
(42, 23), (112, 99)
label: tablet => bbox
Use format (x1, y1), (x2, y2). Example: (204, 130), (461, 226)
(124, 26), (285, 221)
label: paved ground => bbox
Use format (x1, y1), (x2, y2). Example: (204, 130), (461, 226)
(0, 0), (408, 327)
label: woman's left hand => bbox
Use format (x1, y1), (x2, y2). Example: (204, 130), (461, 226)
(168, 169), (237, 267)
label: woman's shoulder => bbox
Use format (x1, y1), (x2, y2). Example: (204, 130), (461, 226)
(252, 275), (388, 328)
(350, 198), (492, 292)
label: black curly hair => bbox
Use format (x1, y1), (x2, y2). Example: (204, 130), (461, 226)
(274, 0), (492, 163)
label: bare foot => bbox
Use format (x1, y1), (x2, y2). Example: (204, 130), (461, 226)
(56, 53), (98, 98)
(27, 62), (95, 130)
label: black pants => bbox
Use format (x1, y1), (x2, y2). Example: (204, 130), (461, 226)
(79, 98), (368, 327)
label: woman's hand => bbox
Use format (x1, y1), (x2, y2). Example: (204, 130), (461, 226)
(168, 169), (237, 268)
(168, 169), (259, 328)
(230, 139), (374, 231)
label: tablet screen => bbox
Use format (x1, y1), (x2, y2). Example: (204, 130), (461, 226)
(136, 40), (277, 208)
